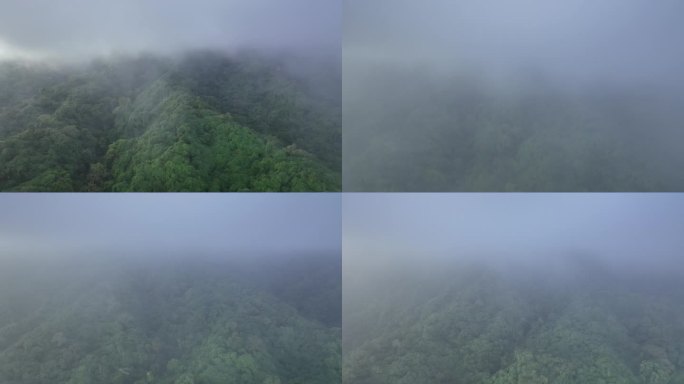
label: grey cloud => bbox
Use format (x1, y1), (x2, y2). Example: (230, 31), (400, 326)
(344, 193), (684, 277)
(0, 0), (340, 60)
(345, 0), (684, 88)
(0, 193), (340, 258)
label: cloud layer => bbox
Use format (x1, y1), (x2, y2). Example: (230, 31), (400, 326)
(0, 0), (340, 60)
(344, 193), (684, 276)
(345, 0), (684, 88)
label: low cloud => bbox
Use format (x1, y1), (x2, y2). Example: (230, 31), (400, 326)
(0, 0), (340, 61)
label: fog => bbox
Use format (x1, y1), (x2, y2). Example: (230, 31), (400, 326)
(345, 0), (684, 88)
(0, 193), (342, 383)
(0, 193), (340, 261)
(343, 1), (684, 191)
(0, 0), (340, 61)
(344, 193), (684, 279)
(343, 194), (684, 383)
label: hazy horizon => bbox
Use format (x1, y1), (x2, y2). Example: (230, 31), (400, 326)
(0, 193), (341, 260)
(344, 193), (684, 278)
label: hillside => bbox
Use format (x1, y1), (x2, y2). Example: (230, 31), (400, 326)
(0, 254), (341, 384)
(343, 67), (684, 191)
(343, 259), (684, 384)
(0, 51), (340, 191)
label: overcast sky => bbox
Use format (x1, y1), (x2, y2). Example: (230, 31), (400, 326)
(0, 0), (340, 61)
(344, 193), (684, 276)
(0, 193), (340, 258)
(345, 0), (684, 88)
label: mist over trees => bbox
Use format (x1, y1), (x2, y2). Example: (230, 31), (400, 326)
(0, 254), (341, 384)
(343, 194), (684, 383)
(344, 69), (684, 191)
(344, 258), (684, 384)
(0, 0), (341, 191)
(343, 0), (684, 191)
(0, 194), (342, 384)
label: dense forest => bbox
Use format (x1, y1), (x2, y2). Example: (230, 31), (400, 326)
(0, 51), (340, 191)
(0, 253), (341, 383)
(343, 66), (684, 191)
(344, 256), (684, 384)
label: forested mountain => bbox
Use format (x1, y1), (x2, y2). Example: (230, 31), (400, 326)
(344, 67), (684, 191)
(0, 254), (341, 383)
(343, 257), (684, 384)
(0, 51), (340, 191)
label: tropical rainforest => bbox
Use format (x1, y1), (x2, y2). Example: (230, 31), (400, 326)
(343, 67), (684, 191)
(0, 51), (340, 191)
(343, 256), (684, 384)
(0, 253), (341, 383)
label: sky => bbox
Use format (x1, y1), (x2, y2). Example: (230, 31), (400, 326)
(344, 193), (684, 277)
(0, 193), (340, 258)
(0, 0), (340, 61)
(345, 0), (684, 88)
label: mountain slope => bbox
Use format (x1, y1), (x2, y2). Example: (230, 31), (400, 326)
(344, 67), (684, 191)
(343, 260), (684, 384)
(0, 256), (341, 384)
(0, 52), (340, 191)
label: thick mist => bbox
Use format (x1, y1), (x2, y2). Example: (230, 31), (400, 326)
(346, 0), (684, 88)
(343, 193), (684, 383)
(0, 194), (342, 383)
(344, 1), (684, 191)
(0, 0), (340, 61)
